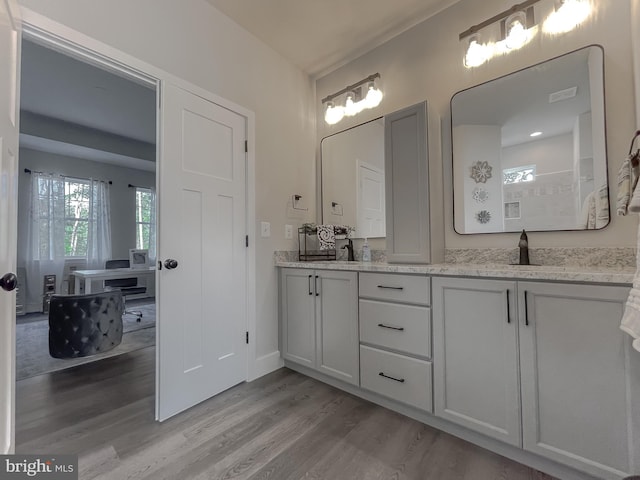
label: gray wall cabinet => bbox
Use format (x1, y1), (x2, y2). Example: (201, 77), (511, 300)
(384, 101), (444, 264)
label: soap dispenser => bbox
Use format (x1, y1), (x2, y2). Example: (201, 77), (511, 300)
(361, 238), (371, 262)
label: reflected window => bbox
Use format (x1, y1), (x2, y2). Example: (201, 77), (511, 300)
(503, 165), (536, 185)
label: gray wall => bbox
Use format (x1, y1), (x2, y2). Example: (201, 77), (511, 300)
(316, 0), (636, 250)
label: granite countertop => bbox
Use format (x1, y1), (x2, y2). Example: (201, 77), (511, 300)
(275, 260), (636, 285)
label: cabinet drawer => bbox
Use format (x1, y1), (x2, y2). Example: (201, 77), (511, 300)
(359, 299), (431, 358)
(359, 273), (430, 305)
(360, 345), (432, 412)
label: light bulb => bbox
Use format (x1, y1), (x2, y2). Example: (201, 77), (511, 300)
(364, 82), (383, 108)
(344, 91), (364, 116)
(464, 36), (489, 67)
(324, 102), (344, 125)
(543, 0), (591, 34)
(505, 13), (529, 50)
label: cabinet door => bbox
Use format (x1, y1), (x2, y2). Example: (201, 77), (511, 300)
(385, 101), (431, 263)
(316, 270), (359, 385)
(281, 268), (316, 367)
(433, 277), (521, 446)
(519, 282), (639, 479)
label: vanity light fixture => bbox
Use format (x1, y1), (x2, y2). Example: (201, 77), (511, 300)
(460, 0), (591, 68)
(322, 73), (382, 125)
(543, 0), (591, 34)
(530, 131), (543, 137)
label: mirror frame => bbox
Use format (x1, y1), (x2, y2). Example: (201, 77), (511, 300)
(450, 45), (609, 235)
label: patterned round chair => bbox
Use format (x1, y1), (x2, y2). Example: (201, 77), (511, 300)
(48, 290), (124, 359)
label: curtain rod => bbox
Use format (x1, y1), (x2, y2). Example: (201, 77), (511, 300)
(128, 183), (154, 189)
(23, 168), (112, 185)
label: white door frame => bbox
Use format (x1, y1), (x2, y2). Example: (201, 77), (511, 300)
(16, 8), (258, 419)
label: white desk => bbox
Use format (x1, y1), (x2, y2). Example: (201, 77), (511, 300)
(73, 267), (156, 294)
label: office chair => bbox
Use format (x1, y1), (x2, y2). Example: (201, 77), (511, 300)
(49, 290), (124, 358)
(104, 259), (147, 321)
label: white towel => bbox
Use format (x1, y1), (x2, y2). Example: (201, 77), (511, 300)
(621, 220), (640, 353)
(617, 155), (633, 215)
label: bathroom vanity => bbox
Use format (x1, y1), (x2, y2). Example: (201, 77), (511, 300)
(277, 261), (639, 480)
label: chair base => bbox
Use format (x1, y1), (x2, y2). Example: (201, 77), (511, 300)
(125, 310), (143, 322)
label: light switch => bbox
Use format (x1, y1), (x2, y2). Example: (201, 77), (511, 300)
(261, 221), (271, 237)
(285, 224), (293, 239)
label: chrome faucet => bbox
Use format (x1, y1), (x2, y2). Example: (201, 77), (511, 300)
(518, 229), (530, 265)
(341, 239), (355, 261)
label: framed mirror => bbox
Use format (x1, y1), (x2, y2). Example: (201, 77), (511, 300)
(452, 45), (608, 234)
(321, 118), (385, 238)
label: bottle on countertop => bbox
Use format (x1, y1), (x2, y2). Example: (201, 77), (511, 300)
(361, 238), (371, 262)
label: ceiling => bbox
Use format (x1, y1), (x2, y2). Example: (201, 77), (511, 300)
(205, 0), (462, 77)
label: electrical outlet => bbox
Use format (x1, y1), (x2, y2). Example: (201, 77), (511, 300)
(285, 224), (293, 239)
(261, 221), (271, 237)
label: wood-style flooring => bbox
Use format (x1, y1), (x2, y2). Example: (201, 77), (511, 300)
(16, 347), (555, 480)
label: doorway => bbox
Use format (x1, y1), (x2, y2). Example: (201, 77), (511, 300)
(3, 14), (255, 453)
(15, 37), (158, 383)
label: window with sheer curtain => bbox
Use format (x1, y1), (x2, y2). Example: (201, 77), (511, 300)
(135, 187), (156, 261)
(25, 172), (112, 310)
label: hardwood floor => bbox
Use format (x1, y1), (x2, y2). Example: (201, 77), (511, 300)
(16, 348), (555, 480)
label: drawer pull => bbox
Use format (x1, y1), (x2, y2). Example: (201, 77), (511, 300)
(379, 372), (405, 383)
(377, 285), (404, 290)
(377, 323), (405, 331)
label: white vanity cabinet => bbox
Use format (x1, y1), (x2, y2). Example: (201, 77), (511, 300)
(433, 276), (640, 480)
(359, 272), (433, 411)
(280, 268), (359, 386)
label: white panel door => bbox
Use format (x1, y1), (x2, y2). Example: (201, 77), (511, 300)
(158, 83), (247, 421)
(0, 0), (19, 454)
(357, 160), (385, 238)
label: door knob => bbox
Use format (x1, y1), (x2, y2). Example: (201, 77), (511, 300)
(0, 272), (17, 292)
(163, 259), (178, 270)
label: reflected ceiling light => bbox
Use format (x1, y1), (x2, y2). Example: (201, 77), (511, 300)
(543, 0), (591, 34)
(530, 131), (543, 137)
(321, 73), (382, 125)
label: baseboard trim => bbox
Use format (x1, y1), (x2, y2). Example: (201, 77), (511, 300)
(249, 351), (283, 381)
(284, 361), (603, 480)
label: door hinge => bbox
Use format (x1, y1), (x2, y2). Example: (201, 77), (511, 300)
(245, 235), (249, 247)
(246, 331), (249, 344)
(244, 140), (248, 153)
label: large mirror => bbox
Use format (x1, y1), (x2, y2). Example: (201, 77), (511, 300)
(321, 118), (385, 238)
(452, 45), (608, 234)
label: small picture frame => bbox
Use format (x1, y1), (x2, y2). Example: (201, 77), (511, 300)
(129, 249), (149, 269)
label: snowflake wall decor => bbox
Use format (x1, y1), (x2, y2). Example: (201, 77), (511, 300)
(472, 187), (489, 203)
(469, 161), (493, 184)
(476, 210), (492, 224)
